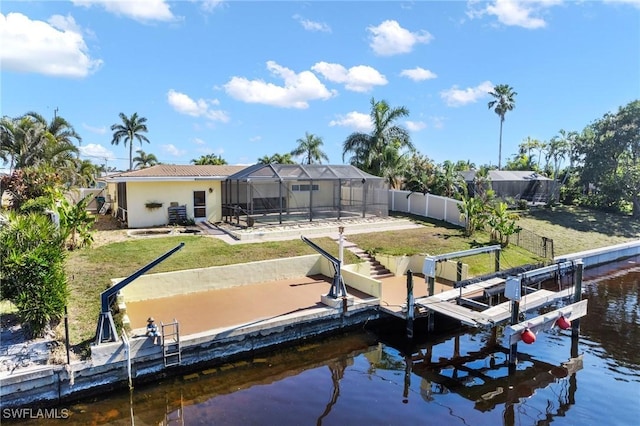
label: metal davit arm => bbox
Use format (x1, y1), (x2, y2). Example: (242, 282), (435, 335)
(96, 243), (185, 344)
(300, 236), (348, 299)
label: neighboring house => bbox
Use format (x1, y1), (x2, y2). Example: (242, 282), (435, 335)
(102, 164), (247, 228)
(460, 170), (555, 203)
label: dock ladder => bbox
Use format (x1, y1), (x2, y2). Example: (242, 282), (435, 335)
(161, 319), (181, 367)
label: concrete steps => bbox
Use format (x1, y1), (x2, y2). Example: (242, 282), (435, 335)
(343, 242), (394, 279)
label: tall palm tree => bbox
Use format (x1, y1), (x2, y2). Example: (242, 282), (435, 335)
(487, 84), (517, 170)
(110, 112), (150, 171)
(190, 153), (227, 165)
(342, 98), (414, 176)
(291, 132), (329, 164)
(134, 150), (159, 169)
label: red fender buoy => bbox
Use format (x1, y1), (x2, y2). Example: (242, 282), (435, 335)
(521, 328), (536, 344)
(556, 315), (571, 330)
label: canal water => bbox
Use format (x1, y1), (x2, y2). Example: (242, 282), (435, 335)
(15, 256), (640, 425)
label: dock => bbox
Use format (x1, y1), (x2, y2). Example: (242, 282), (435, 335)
(379, 274), (576, 329)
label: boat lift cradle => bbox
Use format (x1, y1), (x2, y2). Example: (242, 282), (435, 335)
(95, 243), (185, 345)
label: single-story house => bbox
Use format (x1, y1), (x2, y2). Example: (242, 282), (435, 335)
(460, 170), (555, 203)
(102, 164), (247, 228)
(102, 163), (389, 229)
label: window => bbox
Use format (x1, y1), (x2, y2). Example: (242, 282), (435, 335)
(291, 184), (319, 192)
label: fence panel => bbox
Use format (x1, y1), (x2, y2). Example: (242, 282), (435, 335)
(512, 228), (555, 259)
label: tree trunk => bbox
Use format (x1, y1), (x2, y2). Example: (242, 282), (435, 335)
(498, 118), (504, 170)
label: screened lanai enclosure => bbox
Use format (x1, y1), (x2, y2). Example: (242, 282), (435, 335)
(222, 164), (389, 226)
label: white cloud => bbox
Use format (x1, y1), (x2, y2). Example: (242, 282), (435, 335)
(430, 116), (445, 129)
(440, 81), (494, 107)
(193, 138), (206, 145)
(80, 143), (114, 160)
(0, 13), (102, 78)
(72, 0), (176, 22)
(368, 20), (433, 56)
(329, 112), (372, 133)
(249, 136), (262, 142)
(312, 62), (387, 92)
(224, 61), (336, 109)
(200, 0), (225, 13)
(162, 144), (186, 157)
(293, 14), (331, 32)
(400, 67), (437, 81)
(167, 89), (229, 122)
(406, 121), (426, 132)
(604, 0), (640, 8)
(467, 0), (563, 29)
(82, 123), (107, 134)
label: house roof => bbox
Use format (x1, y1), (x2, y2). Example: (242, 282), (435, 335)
(227, 163), (383, 181)
(460, 170), (552, 182)
(103, 164), (249, 182)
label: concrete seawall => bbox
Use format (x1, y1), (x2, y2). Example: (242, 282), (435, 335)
(2, 239), (638, 409)
(1, 304), (380, 409)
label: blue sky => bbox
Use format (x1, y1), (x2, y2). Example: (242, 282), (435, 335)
(2, 0), (639, 171)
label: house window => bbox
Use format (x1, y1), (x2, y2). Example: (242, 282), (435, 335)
(291, 184), (319, 192)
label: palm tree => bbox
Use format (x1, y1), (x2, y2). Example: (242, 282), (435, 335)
(487, 84), (517, 170)
(134, 150), (159, 169)
(291, 132), (329, 164)
(190, 153), (227, 165)
(24, 111), (82, 153)
(257, 153), (295, 164)
(110, 112), (150, 171)
(342, 98), (414, 176)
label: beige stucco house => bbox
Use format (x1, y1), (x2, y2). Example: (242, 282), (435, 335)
(102, 164), (247, 228)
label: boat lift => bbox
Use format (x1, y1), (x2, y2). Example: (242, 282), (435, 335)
(301, 236), (348, 300)
(95, 243), (185, 345)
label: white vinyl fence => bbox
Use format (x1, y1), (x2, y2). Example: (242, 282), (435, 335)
(388, 190), (465, 227)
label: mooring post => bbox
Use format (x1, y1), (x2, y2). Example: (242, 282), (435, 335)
(508, 299), (520, 370)
(572, 260), (584, 339)
(406, 270), (415, 339)
(494, 248), (501, 272)
(456, 261), (463, 281)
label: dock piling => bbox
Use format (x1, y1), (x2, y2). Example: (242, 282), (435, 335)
(406, 270), (415, 339)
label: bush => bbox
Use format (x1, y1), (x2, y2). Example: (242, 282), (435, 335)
(0, 213), (68, 337)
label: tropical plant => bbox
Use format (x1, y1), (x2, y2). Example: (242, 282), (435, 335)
(291, 132), (329, 164)
(402, 153), (438, 194)
(0, 167), (64, 211)
(56, 194), (96, 250)
(134, 150), (159, 169)
(191, 153), (227, 165)
(486, 202), (521, 247)
(0, 212), (68, 337)
(457, 187), (489, 237)
(110, 112), (150, 171)
(342, 98), (414, 176)
(257, 153), (295, 164)
(576, 100), (640, 217)
(24, 111), (82, 153)
(488, 84), (517, 170)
